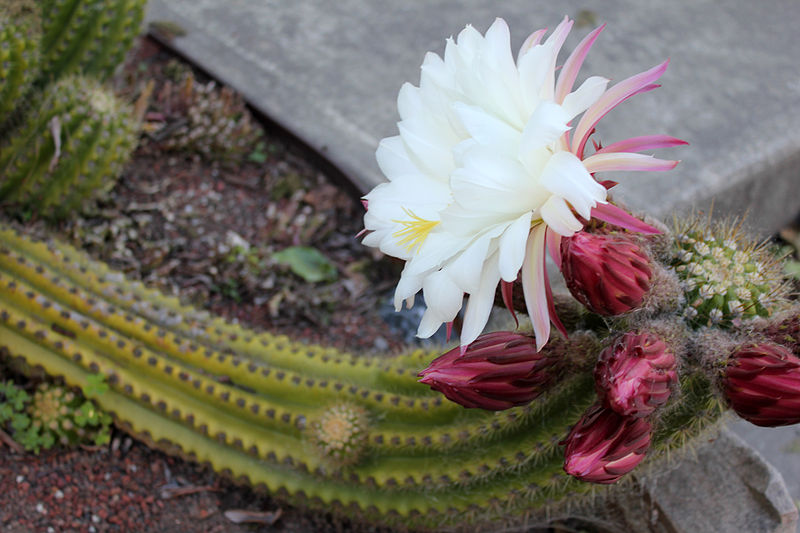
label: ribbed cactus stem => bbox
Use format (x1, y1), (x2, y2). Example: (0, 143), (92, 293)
(39, 0), (147, 81)
(0, 222), (727, 528)
(0, 0), (41, 128)
(0, 76), (138, 219)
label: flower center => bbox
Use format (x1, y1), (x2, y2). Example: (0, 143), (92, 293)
(392, 208), (439, 253)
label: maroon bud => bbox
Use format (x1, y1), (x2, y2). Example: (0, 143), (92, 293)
(561, 231), (653, 315)
(724, 342), (800, 427)
(563, 402), (652, 484)
(595, 332), (677, 417)
(418, 331), (563, 411)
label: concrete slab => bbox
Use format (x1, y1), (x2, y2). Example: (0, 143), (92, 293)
(145, 0), (800, 236)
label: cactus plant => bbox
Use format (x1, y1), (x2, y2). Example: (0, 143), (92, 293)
(0, 0), (41, 128)
(0, 75), (138, 219)
(0, 219), (752, 530)
(39, 0), (147, 82)
(155, 71), (263, 160)
(671, 218), (787, 327)
(28, 381), (112, 448)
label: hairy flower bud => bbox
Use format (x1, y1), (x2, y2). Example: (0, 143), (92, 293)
(595, 332), (677, 417)
(418, 331), (563, 411)
(561, 231), (653, 316)
(563, 402), (652, 484)
(757, 311), (800, 356)
(724, 343), (800, 427)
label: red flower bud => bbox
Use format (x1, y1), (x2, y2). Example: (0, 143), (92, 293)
(418, 331), (562, 411)
(563, 403), (652, 484)
(724, 342), (800, 427)
(561, 232), (652, 315)
(595, 332), (677, 417)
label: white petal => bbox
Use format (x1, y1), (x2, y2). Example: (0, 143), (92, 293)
(422, 270), (463, 323)
(420, 51), (455, 94)
(561, 76), (609, 120)
(517, 42), (552, 114)
(460, 252), (502, 347)
(417, 307), (445, 338)
(451, 102), (519, 152)
(520, 101), (571, 154)
(521, 224), (551, 350)
(393, 267), (425, 311)
(540, 195), (583, 236)
(398, 118), (454, 179)
(449, 146), (547, 215)
(498, 212), (533, 282)
(446, 232), (497, 294)
(539, 151), (606, 218)
(397, 83), (425, 120)
(404, 231), (471, 277)
(376, 136), (418, 180)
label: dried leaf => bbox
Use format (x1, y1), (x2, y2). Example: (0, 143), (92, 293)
(224, 508), (282, 525)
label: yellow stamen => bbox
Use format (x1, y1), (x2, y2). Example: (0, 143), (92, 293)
(392, 208), (439, 253)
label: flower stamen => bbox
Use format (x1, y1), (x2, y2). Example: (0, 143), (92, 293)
(392, 208), (439, 253)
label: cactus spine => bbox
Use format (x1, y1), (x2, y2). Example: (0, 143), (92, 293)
(39, 0), (147, 82)
(0, 0), (41, 127)
(0, 222), (727, 529)
(0, 75), (138, 218)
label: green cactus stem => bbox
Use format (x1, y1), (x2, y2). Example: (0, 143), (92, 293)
(0, 0), (41, 128)
(0, 222), (726, 529)
(39, 0), (147, 82)
(0, 75), (138, 219)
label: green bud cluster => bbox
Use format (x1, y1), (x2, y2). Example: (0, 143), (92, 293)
(0, 378), (111, 453)
(39, 0), (147, 82)
(671, 220), (785, 327)
(29, 382), (112, 448)
(0, 75), (138, 219)
(0, 0), (40, 126)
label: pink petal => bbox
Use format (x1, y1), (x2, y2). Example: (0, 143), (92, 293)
(555, 24), (606, 104)
(546, 226), (563, 270)
(595, 135), (688, 155)
(591, 203), (661, 234)
(572, 60), (670, 158)
(541, 16), (574, 101)
(501, 280), (519, 328)
(544, 228), (568, 337)
(446, 321), (454, 343)
(517, 28), (548, 62)
(583, 152), (679, 173)
(522, 224), (550, 350)
(547, 16), (574, 53)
